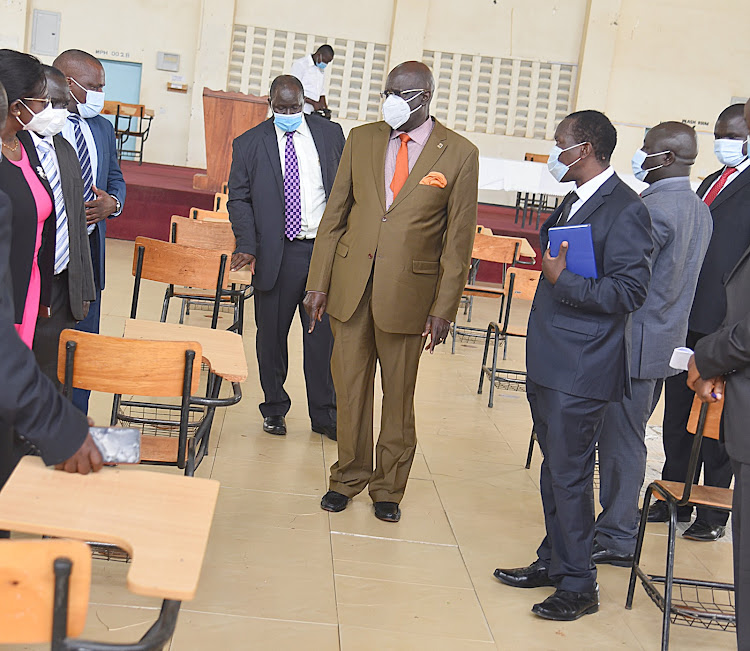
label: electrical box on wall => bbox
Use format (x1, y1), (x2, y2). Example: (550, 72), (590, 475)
(30, 10), (61, 57)
(157, 52), (180, 73)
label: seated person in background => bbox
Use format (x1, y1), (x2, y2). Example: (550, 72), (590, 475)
(0, 50), (55, 349)
(592, 122), (712, 567)
(291, 44), (334, 116)
(31, 64), (96, 387)
(0, 81), (102, 522)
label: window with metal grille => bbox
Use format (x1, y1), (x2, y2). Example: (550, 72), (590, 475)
(422, 49), (577, 140)
(227, 24), (388, 122)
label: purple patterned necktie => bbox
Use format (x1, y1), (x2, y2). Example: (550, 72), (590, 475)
(284, 131), (302, 240)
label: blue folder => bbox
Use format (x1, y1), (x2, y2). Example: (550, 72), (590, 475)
(548, 223), (597, 279)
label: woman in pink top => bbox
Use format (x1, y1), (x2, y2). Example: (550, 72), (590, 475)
(0, 51), (54, 348)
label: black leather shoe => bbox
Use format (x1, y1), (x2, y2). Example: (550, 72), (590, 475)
(312, 423), (337, 441)
(263, 416), (287, 436)
(320, 490), (349, 512)
(493, 559), (555, 588)
(683, 519), (726, 541)
(592, 541), (633, 567)
(646, 501), (692, 523)
(532, 587), (599, 621)
(374, 501), (401, 522)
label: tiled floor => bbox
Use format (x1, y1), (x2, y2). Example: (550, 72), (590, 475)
(7, 239), (737, 649)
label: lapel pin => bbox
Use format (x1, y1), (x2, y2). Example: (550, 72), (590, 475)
(437, 143), (444, 149)
(36, 166), (47, 181)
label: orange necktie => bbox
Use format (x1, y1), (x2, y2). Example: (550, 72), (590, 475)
(390, 133), (411, 198)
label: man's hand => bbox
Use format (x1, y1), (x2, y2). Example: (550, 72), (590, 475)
(85, 186), (117, 225)
(542, 241), (568, 286)
(422, 315), (451, 354)
(303, 291), (328, 333)
(231, 252), (256, 273)
(54, 433), (103, 475)
(687, 354), (725, 403)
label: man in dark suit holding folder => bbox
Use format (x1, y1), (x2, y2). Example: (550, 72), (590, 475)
(494, 110), (653, 621)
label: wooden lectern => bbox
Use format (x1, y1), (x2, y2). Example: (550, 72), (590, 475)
(193, 88), (268, 192)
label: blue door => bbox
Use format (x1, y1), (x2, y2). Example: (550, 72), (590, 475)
(99, 59), (143, 158)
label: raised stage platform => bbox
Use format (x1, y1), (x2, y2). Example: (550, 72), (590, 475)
(107, 162), (547, 281)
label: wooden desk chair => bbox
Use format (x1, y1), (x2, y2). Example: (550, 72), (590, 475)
(476, 225), (493, 235)
(476, 268), (540, 408)
(450, 234), (519, 353)
(627, 398), (734, 650)
(130, 236), (234, 331)
(191, 206), (229, 222)
(514, 152), (559, 229)
(1, 539), (178, 650)
(170, 216), (252, 334)
(221, 181), (229, 194)
(59, 330), (240, 476)
(105, 101), (153, 165)
(214, 192), (229, 212)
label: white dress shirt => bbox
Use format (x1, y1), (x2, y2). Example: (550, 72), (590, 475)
(29, 132), (61, 185)
(567, 166), (615, 221)
(275, 117), (326, 239)
(61, 115), (98, 185)
(701, 156), (750, 200)
(290, 55), (325, 115)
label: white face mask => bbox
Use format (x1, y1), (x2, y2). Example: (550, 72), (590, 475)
(70, 77), (105, 118)
(381, 90), (425, 130)
(547, 142), (586, 182)
(631, 148), (670, 182)
(714, 138), (748, 168)
(17, 101), (68, 137)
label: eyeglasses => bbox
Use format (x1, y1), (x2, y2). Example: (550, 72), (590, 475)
(22, 97), (51, 107)
(380, 89), (427, 100)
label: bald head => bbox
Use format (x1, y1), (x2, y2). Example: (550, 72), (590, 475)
(639, 121), (698, 183)
(53, 49), (102, 77)
(383, 61), (434, 132)
(745, 99), (750, 132)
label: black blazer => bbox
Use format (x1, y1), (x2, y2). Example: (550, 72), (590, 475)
(50, 134), (96, 321)
(695, 242), (750, 464)
(526, 172), (653, 402)
(227, 114), (346, 292)
(0, 189), (89, 488)
(689, 166), (750, 336)
(0, 132), (55, 323)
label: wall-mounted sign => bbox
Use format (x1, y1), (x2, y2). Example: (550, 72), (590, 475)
(95, 49), (132, 60)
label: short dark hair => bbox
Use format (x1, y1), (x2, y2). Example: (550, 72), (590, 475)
(567, 110), (617, 162)
(316, 44), (334, 59)
(718, 103), (746, 123)
(269, 74), (304, 100)
(0, 81), (7, 126)
(41, 64), (67, 85)
(0, 49), (46, 105)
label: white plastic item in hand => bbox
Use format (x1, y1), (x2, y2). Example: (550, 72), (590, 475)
(669, 347), (694, 371)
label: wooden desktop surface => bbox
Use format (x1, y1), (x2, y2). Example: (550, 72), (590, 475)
(123, 319), (248, 383)
(0, 457), (219, 601)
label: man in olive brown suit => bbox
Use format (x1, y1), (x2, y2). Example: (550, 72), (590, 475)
(304, 61), (478, 523)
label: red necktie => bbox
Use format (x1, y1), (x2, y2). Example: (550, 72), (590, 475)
(390, 133), (411, 198)
(703, 167), (737, 206)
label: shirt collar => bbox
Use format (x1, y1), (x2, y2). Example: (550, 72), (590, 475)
(29, 132), (54, 148)
(275, 114), (310, 141)
(391, 117), (434, 146)
(641, 176), (691, 196)
(574, 166), (614, 204)
(732, 157), (750, 174)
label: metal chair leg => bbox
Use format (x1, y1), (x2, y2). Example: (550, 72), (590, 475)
(626, 485), (654, 609)
(451, 321), (457, 354)
(524, 428), (536, 469)
(488, 328), (500, 408)
(661, 501), (678, 651)
(478, 326), (492, 395)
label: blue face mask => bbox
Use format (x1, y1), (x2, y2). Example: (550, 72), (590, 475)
(273, 112), (303, 132)
(547, 142), (587, 182)
(316, 61), (327, 70)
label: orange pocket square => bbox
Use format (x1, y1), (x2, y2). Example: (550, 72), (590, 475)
(419, 171), (447, 188)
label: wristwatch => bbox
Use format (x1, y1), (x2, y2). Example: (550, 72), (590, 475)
(110, 194), (122, 215)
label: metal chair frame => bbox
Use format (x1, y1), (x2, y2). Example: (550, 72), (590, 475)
(112, 103), (152, 165)
(626, 402), (734, 650)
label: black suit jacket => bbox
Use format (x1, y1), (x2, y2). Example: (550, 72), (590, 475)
(227, 114), (346, 292)
(526, 172), (653, 402)
(50, 134), (96, 321)
(0, 189), (89, 488)
(690, 166), (750, 335)
(0, 132), (55, 322)
(695, 243), (750, 464)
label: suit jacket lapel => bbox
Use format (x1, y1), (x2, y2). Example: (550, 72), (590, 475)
(371, 122), (390, 212)
(726, 242), (750, 285)
(696, 170), (721, 199)
(18, 131), (53, 204)
(262, 121), (284, 201)
(306, 116), (328, 189)
(387, 120), (448, 213)
(706, 166), (750, 212)
(564, 173), (619, 227)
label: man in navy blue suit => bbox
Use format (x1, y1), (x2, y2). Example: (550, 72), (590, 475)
(494, 111), (653, 621)
(54, 49), (126, 414)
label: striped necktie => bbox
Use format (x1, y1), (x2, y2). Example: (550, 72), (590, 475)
(37, 139), (69, 274)
(68, 114), (96, 234)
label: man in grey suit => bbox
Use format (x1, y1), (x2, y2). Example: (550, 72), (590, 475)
(689, 98), (750, 650)
(31, 65), (96, 385)
(592, 122), (712, 566)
